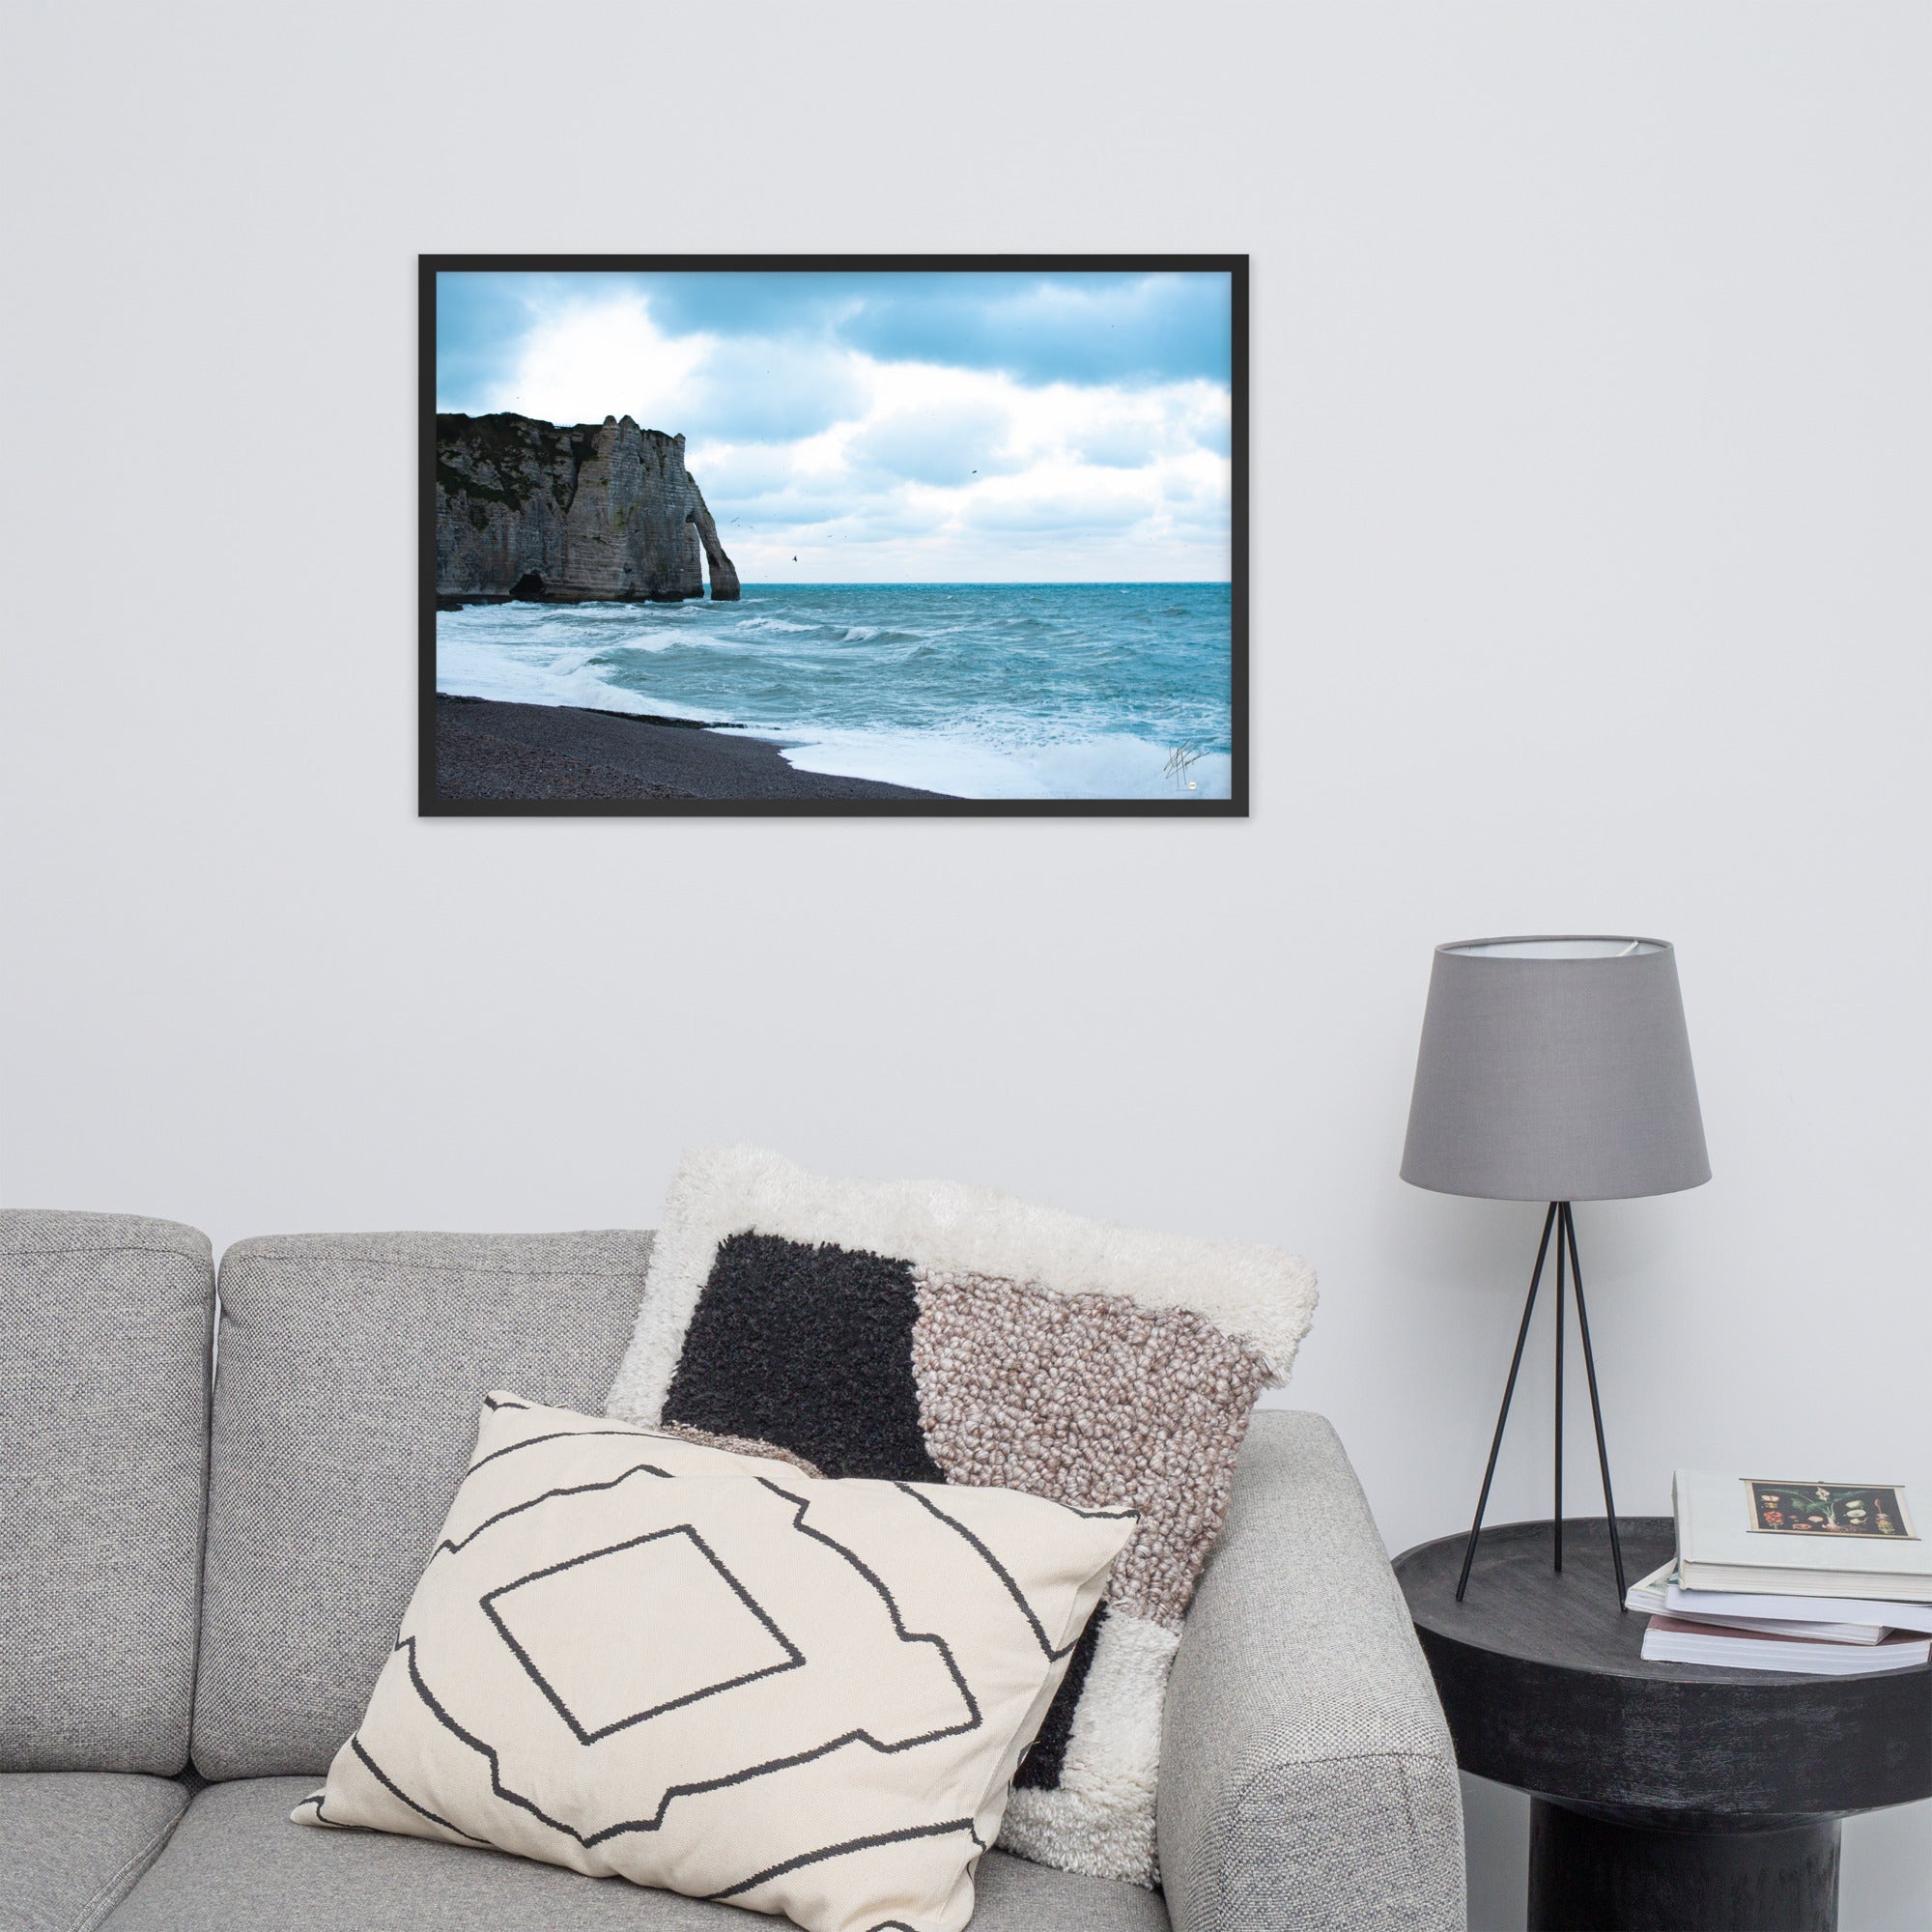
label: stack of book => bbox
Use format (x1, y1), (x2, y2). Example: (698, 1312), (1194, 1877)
(1634, 1471), (1932, 1675)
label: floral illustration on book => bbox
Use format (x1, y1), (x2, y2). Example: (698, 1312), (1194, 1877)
(1744, 1479), (1917, 1540)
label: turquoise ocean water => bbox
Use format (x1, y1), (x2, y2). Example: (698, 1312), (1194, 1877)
(436, 582), (1234, 800)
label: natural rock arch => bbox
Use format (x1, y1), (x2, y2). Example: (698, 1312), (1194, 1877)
(686, 501), (741, 601)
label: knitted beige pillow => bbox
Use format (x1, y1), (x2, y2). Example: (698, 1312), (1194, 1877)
(295, 1395), (1132, 1932)
(605, 1146), (1319, 1886)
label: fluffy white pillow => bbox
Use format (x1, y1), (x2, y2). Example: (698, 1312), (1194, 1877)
(296, 1395), (1134, 1932)
(604, 1145), (1318, 1884)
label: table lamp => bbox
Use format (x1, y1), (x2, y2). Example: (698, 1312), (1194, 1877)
(1402, 936), (1709, 1606)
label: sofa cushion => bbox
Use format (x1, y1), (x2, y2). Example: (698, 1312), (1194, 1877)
(294, 1396), (1133, 1932)
(0, 1771), (188, 1932)
(101, 1778), (1169, 1931)
(192, 1232), (656, 1778)
(605, 1147), (1318, 1886)
(0, 1211), (214, 1773)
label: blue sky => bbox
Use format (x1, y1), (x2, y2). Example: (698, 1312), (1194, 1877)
(437, 270), (1234, 582)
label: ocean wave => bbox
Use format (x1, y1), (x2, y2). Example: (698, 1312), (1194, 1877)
(842, 626), (926, 645)
(594, 636), (682, 656)
(534, 646), (609, 675)
(600, 631), (749, 656)
(435, 584), (1233, 797)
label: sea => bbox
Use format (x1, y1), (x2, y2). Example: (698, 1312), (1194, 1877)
(435, 582), (1234, 801)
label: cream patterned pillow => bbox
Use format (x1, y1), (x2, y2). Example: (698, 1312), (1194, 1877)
(295, 1395), (1134, 1932)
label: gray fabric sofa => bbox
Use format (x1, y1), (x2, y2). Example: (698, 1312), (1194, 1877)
(0, 1212), (1464, 1932)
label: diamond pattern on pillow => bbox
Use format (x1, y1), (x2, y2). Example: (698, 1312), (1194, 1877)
(297, 1398), (1133, 1932)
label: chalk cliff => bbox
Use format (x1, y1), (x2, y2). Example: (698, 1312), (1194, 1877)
(436, 412), (740, 602)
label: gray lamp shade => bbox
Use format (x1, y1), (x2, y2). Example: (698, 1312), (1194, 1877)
(1401, 936), (1710, 1203)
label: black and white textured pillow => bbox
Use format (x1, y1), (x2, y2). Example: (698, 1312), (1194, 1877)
(606, 1147), (1318, 1887)
(296, 1396), (1134, 1932)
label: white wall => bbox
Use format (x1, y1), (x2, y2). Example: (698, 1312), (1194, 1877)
(3, 6), (1927, 1924)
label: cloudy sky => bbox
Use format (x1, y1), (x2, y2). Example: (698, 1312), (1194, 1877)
(436, 270), (1234, 582)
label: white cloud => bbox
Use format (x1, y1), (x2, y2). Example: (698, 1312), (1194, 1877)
(484, 294), (712, 431)
(844, 398), (1021, 487)
(478, 293), (1232, 581)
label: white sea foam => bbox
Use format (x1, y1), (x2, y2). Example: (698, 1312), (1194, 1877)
(436, 639), (724, 724)
(727, 725), (1234, 802)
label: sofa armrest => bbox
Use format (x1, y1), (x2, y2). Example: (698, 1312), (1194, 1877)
(1157, 1410), (1465, 1932)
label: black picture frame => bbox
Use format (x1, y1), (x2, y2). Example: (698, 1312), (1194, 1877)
(419, 254), (1248, 817)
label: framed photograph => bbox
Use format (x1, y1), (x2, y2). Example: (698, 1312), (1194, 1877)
(420, 255), (1247, 816)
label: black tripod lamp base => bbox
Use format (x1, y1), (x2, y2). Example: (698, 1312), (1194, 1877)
(1455, 1201), (1628, 1608)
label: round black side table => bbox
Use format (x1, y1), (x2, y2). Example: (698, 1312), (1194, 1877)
(1395, 1518), (1932, 1932)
